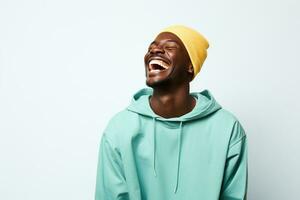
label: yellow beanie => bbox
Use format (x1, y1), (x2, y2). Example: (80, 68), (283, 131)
(159, 25), (209, 79)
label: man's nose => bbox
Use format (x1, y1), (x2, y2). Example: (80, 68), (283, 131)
(150, 45), (165, 54)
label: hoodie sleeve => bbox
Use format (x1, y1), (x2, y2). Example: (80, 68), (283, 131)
(95, 134), (129, 200)
(220, 121), (248, 200)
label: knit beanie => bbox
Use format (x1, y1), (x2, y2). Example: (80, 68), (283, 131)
(159, 25), (209, 79)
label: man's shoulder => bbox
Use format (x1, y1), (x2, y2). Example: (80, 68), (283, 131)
(107, 109), (138, 125)
(103, 109), (139, 139)
(214, 108), (247, 141)
(208, 107), (241, 125)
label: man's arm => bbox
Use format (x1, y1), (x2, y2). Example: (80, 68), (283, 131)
(220, 122), (248, 200)
(95, 134), (129, 200)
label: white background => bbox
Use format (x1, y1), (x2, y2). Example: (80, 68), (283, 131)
(0, 0), (299, 199)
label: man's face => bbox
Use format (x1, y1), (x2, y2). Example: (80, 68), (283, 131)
(144, 32), (193, 87)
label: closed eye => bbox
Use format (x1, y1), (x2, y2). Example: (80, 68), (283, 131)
(165, 46), (177, 50)
(164, 42), (179, 50)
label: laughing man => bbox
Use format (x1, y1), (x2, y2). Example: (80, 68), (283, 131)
(95, 25), (248, 200)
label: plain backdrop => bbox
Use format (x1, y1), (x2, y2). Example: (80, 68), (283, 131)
(0, 0), (299, 199)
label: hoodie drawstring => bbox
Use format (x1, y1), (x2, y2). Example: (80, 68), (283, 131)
(152, 117), (183, 194)
(152, 117), (157, 177)
(174, 121), (183, 193)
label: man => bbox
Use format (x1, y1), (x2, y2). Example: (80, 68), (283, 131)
(95, 25), (248, 200)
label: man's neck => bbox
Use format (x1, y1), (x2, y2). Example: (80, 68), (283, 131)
(149, 84), (196, 118)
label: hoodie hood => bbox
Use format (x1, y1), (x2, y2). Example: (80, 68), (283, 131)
(126, 87), (222, 193)
(127, 87), (221, 121)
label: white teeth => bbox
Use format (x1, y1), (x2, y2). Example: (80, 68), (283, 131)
(149, 59), (169, 70)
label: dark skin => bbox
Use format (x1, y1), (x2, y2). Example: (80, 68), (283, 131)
(144, 32), (196, 118)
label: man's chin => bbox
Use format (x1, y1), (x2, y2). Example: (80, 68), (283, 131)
(146, 77), (171, 88)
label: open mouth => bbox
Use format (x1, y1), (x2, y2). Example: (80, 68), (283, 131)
(148, 59), (170, 72)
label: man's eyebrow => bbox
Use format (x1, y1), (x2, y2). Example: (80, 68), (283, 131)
(164, 39), (180, 44)
(149, 39), (179, 46)
(150, 41), (156, 46)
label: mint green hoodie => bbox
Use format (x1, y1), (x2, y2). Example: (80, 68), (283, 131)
(95, 88), (248, 200)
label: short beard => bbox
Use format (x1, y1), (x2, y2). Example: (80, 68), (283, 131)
(145, 77), (172, 89)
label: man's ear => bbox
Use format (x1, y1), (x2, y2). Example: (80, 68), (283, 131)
(187, 63), (194, 76)
(187, 63), (194, 82)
